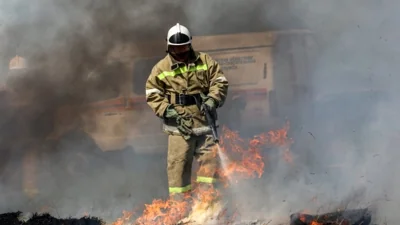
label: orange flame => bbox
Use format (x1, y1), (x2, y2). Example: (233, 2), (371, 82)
(112, 210), (134, 225)
(115, 122), (293, 225)
(297, 211), (353, 225)
(216, 121), (293, 186)
(134, 197), (191, 225)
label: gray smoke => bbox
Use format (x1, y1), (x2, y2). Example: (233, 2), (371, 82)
(0, 0), (399, 224)
(0, 0), (189, 221)
(227, 1), (400, 224)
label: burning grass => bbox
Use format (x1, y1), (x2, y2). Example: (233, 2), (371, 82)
(113, 122), (293, 225)
(216, 122), (293, 185)
(1, 122), (374, 225)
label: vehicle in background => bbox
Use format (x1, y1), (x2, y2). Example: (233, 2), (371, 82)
(78, 29), (319, 155)
(0, 29), (319, 200)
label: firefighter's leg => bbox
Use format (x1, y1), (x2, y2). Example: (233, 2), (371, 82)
(184, 134), (225, 224)
(194, 134), (220, 190)
(167, 134), (195, 201)
(193, 134), (222, 209)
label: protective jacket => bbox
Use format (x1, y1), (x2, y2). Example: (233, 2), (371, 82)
(145, 51), (229, 136)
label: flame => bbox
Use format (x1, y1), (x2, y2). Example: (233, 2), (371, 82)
(296, 211), (353, 225)
(216, 121), (293, 186)
(112, 210), (135, 225)
(132, 186), (223, 225)
(298, 214), (324, 225)
(134, 197), (191, 225)
(115, 122), (293, 225)
(215, 127), (265, 186)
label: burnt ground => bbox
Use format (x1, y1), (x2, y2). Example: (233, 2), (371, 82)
(0, 146), (378, 225)
(290, 208), (373, 225)
(0, 208), (373, 225)
(0, 212), (104, 225)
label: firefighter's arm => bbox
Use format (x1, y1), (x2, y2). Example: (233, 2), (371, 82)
(145, 66), (170, 118)
(206, 55), (229, 108)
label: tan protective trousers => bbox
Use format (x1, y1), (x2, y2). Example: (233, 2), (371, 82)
(167, 134), (220, 198)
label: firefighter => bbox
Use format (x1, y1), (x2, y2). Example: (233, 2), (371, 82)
(145, 23), (229, 217)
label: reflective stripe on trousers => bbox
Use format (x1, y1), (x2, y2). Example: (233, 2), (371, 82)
(168, 177), (218, 194)
(169, 184), (192, 193)
(196, 176), (218, 184)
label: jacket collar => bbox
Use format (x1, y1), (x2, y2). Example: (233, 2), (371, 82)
(167, 51), (202, 70)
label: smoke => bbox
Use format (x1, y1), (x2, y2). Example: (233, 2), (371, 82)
(0, 0), (399, 224)
(225, 1), (400, 224)
(295, 1), (400, 224)
(0, 0), (189, 220)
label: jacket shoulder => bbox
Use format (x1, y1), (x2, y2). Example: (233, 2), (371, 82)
(198, 51), (211, 59)
(198, 52), (217, 64)
(149, 55), (171, 76)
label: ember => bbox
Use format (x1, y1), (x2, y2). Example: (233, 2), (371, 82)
(290, 208), (372, 225)
(0, 211), (104, 225)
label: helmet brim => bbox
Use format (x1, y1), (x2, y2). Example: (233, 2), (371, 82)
(167, 41), (192, 46)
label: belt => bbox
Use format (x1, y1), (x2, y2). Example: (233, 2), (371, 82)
(167, 93), (202, 106)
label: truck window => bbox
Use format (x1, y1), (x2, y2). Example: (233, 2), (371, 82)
(132, 56), (163, 95)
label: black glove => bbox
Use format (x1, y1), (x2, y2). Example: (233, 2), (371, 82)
(201, 97), (217, 113)
(176, 115), (193, 140)
(164, 105), (179, 119)
(164, 105), (193, 140)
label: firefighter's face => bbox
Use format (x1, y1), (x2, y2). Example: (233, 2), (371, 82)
(169, 44), (191, 62)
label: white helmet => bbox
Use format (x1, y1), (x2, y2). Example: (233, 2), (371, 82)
(166, 23), (192, 46)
